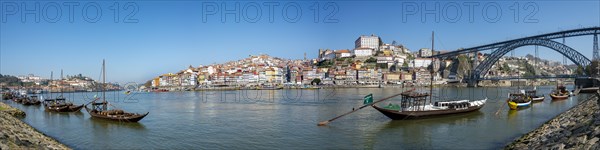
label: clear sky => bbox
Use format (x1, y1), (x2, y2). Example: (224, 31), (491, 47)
(1, 1), (599, 83)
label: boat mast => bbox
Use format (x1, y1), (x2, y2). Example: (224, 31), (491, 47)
(429, 31), (434, 105)
(102, 59), (106, 103)
(60, 69), (63, 98)
(50, 71), (53, 99)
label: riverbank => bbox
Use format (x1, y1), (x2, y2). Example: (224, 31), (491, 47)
(0, 102), (70, 150)
(505, 94), (600, 149)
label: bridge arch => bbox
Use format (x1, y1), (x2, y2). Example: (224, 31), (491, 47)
(473, 38), (591, 80)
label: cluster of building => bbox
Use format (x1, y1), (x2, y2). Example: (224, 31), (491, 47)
(149, 34), (576, 89)
(13, 74), (115, 92)
(150, 34), (450, 89)
(17, 74), (44, 85)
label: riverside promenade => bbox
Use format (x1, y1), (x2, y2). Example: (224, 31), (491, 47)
(506, 93), (600, 149)
(0, 102), (70, 150)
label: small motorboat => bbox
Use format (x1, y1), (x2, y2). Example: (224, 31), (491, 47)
(525, 89), (545, 102)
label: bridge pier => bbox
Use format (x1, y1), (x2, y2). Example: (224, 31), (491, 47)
(467, 79), (478, 87)
(575, 77), (600, 88)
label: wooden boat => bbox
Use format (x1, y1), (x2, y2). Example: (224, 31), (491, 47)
(44, 98), (84, 112)
(13, 95), (26, 103)
(507, 93), (531, 110)
(372, 91), (487, 119)
(525, 89), (545, 102)
(22, 95), (41, 105)
(43, 71), (84, 112)
(85, 102), (149, 122)
(550, 85), (569, 100)
(85, 60), (149, 122)
(2, 92), (13, 100)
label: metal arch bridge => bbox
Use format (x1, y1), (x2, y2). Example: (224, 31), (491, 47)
(427, 27), (600, 86)
(480, 75), (586, 80)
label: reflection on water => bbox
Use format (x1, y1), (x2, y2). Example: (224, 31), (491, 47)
(2, 86), (591, 149)
(90, 117), (146, 130)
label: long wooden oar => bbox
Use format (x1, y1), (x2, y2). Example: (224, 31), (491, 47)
(317, 88), (414, 126)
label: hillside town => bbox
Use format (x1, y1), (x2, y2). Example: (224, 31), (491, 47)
(0, 74), (120, 93)
(146, 35), (576, 91)
(0, 35), (577, 92)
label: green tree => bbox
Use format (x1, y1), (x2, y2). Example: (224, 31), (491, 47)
(406, 54), (414, 61)
(377, 63), (388, 69)
(502, 63), (510, 72)
(365, 57), (377, 63)
(576, 66), (585, 75)
(311, 78), (321, 85)
(346, 58), (354, 64)
(586, 60), (600, 76)
(144, 80), (153, 87)
(522, 62), (536, 77)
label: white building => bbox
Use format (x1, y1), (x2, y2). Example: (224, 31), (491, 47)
(323, 52), (336, 60)
(353, 48), (374, 57)
(412, 58), (432, 68)
(17, 74), (44, 85)
(335, 49), (352, 58)
(355, 35), (382, 51)
(418, 48), (432, 57)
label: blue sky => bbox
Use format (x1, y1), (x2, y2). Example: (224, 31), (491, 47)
(1, 1), (599, 83)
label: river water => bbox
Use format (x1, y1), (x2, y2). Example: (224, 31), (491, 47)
(3, 86), (590, 149)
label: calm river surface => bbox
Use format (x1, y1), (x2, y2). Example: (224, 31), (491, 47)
(4, 86), (590, 149)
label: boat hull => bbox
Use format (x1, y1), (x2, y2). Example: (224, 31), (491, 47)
(507, 100), (531, 110)
(45, 105), (71, 112)
(531, 97), (545, 102)
(372, 103), (484, 120)
(550, 94), (568, 100)
(84, 106), (149, 122)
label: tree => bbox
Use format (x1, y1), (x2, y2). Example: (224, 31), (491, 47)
(502, 63), (510, 72)
(311, 78), (321, 85)
(377, 63), (388, 69)
(144, 80), (153, 87)
(0, 74), (22, 86)
(365, 57), (377, 63)
(407, 54), (415, 60)
(346, 58), (354, 64)
(576, 66), (585, 75)
(586, 60), (600, 76)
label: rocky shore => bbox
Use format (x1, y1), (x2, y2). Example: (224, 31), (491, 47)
(506, 94), (600, 149)
(0, 102), (70, 150)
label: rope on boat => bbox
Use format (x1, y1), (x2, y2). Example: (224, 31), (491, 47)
(495, 98), (506, 117)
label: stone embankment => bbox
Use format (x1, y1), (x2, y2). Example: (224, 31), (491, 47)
(506, 94), (600, 149)
(0, 102), (70, 150)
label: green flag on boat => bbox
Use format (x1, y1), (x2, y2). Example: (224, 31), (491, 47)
(363, 94), (373, 104)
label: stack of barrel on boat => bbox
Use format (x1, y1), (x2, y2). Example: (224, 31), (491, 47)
(99, 109), (125, 116)
(434, 101), (471, 109)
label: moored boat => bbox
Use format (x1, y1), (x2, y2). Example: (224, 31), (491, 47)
(507, 93), (531, 110)
(525, 89), (545, 102)
(85, 102), (149, 122)
(22, 95), (41, 105)
(85, 59), (149, 122)
(43, 71), (85, 112)
(2, 92), (14, 100)
(550, 85), (569, 100)
(44, 98), (84, 112)
(372, 91), (487, 119)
